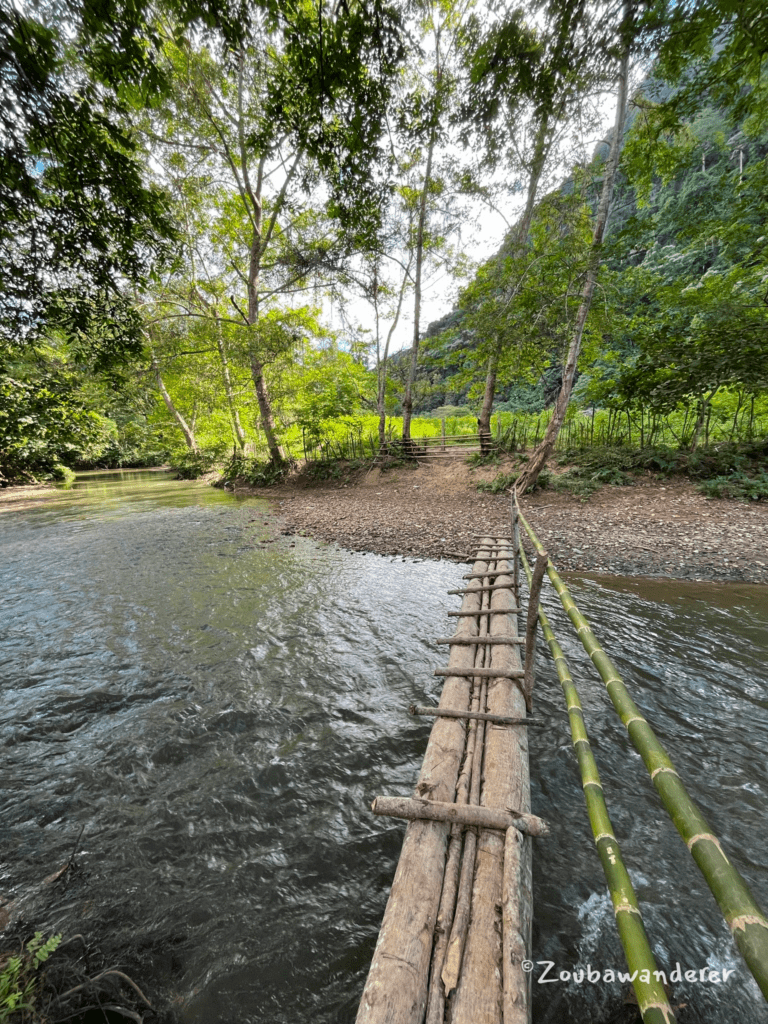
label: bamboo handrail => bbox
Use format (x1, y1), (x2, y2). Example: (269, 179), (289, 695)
(515, 497), (768, 1000)
(518, 543), (675, 1023)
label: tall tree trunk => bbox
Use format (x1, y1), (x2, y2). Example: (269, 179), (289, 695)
(402, 123), (437, 443)
(379, 262), (411, 446)
(690, 387), (719, 452)
(477, 352), (498, 453)
(516, 4), (634, 494)
(216, 322), (247, 451)
(150, 352), (197, 451)
(247, 195), (286, 465)
(477, 117), (550, 441)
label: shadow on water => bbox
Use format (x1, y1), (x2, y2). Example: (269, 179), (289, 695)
(1, 471), (767, 1023)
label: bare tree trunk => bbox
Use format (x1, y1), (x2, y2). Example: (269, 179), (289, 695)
(402, 124), (437, 443)
(247, 173), (287, 465)
(250, 349), (284, 461)
(379, 262), (411, 446)
(215, 322), (247, 450)
(477, 117), (550, 440)
(150, 352), (197, 451)
(477, 352), (497, 453)
(690, 387), (719, 452)
(516, 4), (633, 494)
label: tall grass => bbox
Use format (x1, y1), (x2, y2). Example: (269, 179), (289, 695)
(214, 388), (768, 473)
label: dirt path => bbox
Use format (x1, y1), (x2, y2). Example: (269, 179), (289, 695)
(249, 458), (768, 584)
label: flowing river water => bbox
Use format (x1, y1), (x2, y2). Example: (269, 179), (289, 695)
(1, 470), (767, 1024)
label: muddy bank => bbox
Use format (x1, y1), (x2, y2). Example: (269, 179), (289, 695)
(245, 458), (768, 585)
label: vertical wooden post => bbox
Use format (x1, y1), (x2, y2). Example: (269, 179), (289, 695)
(522, 551), (548, 713)
(511, 491), (520, 603)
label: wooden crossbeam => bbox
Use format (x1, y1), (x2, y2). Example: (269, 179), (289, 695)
(409, 705), (538, 726)
(434, 667), (525, 679)
(447, 583), (514, 595)
(433, 636), (524, 645)
(371, 796), (549, 838)
(447, 607), (520, 616)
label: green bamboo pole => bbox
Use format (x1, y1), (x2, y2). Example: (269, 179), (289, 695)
(516, 500), (768, 1000)
(519, 543), (675, 1024)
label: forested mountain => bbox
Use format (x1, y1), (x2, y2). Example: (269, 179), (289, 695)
(411, 82), (768, 430)
(1, 0), (766, 483)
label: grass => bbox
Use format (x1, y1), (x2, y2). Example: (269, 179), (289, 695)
(1, 932), (61, 1022)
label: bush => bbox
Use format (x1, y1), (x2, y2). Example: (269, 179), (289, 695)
(477, 470), (519, 494)
(698, 472), (768, 501)
(219, 454), (291, 488)
(555, 440), (768, 482)
(170, 444), (228, 479)
(467, 452), (501, 467)
(550, 464), (632, 500)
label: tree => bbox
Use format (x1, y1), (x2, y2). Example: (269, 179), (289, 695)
(136, 1), (403, 463)
(516, 1), (635, 492)
(461, 0), (607, 444)
(0, 0), (251, 351)
(449, 190), (595, 420)
(585, 92), (768, 447)
(398, 0), (473, 442)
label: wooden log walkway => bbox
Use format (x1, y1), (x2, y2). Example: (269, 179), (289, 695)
(356, 532), (543, 1024)
(357, 498), (768, 1022)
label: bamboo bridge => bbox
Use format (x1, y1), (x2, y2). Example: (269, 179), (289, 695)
(355, 497), (768, 1024)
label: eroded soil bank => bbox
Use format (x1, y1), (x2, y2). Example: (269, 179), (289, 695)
(247, 458), (768, 585)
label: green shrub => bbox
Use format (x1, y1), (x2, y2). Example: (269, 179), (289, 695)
(477, 471), (519, 494)
(477, 469), (550, 494)
(698, 472), (768, 501)
(467, 452), (501, 467)
(219, 454), (291, 487)
(170, 444), (228, 480)
(47, 464), (76, 485)
(555, 440), (768, 483)
(551, 469), (602, 499)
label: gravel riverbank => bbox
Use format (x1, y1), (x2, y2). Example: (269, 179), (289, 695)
(246, 458), (768, 585)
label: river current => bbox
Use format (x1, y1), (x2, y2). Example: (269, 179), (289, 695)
(1, 470), (767, 1023)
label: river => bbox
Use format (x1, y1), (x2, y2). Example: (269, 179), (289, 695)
(1, 470), (767, 1024)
